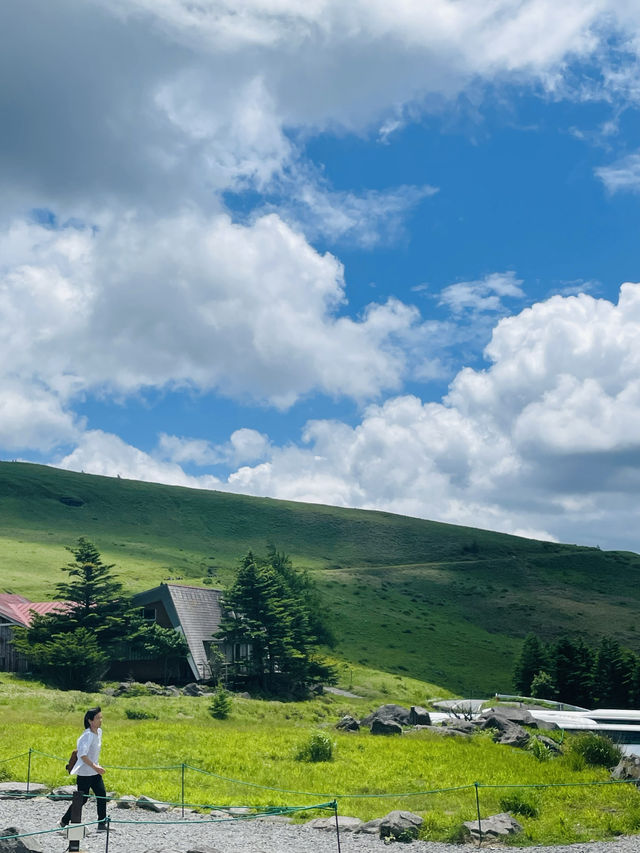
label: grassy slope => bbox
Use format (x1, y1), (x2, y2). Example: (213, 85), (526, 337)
(2, 461), (640, 694)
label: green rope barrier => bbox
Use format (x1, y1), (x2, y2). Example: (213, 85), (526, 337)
(0, 802), (336, 840)
(0, 751), (29, 763)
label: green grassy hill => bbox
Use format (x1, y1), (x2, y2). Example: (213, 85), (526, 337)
(2, 460), (640, 694)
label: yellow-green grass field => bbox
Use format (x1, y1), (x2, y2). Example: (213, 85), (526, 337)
(1, 675), (640, 845)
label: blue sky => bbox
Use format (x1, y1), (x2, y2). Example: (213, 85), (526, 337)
(3, 0), (640, 550)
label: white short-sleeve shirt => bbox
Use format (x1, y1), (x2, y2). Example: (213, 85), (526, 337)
(72, 727), (102, 776)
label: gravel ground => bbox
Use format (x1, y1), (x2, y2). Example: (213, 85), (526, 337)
(2, 796), (640, 853)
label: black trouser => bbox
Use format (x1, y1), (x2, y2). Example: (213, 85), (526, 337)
(61, 774), (107, 825)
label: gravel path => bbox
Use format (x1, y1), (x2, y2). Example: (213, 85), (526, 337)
(2, 797), (640, 853)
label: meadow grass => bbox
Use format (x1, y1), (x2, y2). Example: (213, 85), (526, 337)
(1, 676), (640, 844)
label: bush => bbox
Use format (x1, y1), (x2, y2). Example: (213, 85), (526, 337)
(209, 686), (232, 720)
(13, 627), (107, 691)
(295, 730), (334, 762)
(570, 733), (622, 768)
(499, 791), (540, 818)
(125, 707), (158, 720)
(528, 736), (553, 761)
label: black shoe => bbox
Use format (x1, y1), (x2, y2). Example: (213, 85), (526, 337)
(59, 821), (68, 829)
(96, 824), (113, 833)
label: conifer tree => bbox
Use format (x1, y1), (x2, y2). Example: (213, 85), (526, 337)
(218, 549), (334, 696)
(513, 633), (548, 695)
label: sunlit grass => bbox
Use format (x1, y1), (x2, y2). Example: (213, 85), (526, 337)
(1, 675), (640, 844)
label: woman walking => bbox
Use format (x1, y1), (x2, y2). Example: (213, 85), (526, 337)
(60, 706), (108, 832)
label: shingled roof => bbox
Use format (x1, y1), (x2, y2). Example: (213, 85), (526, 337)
(133, 583), (224, 680)
(0, 593), (66, 627)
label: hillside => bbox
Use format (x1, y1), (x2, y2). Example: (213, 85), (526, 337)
(2, 460), (640, 694)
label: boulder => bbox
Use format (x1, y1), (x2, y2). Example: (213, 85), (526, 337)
(477, 713), (530, 747)
(409, 706), (431, 726)
(355, 818), (383, 834)
(415, 725), (471, 737)
(379, 810), (423, 841)
(480, 706), (536, 726)
(495, 723), (530, 748)
(0, 826), (44, 852)
(183, 682), (205, 697)
(611, 756), (640, 782)
(137, 795), (170, 812)
(440, 719), (476, 734)
(306, 816), (363, 831)
(116, 795), (138, 808)
(463, 812), (523, 842)
(371, 719), (403, 735)
(0, 783), (48, 799)
(48, 785), (76, 800)
(163, 686), (181, 697)
(336, 715), (360, 732)
(361, 704), (410, 726)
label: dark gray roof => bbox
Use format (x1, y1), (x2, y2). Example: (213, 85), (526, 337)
(134, 583), (224, 680)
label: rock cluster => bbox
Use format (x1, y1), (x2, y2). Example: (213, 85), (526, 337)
(104, 681), (210, 698)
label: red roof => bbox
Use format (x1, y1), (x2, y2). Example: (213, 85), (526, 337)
(0, 593), (67, 627)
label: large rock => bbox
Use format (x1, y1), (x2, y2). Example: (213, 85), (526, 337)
(137, 796), (170, 812)
(379, 810), (423, 841)
(336, 715), (360, 732)
(612, 756), (640, 782)
(0, 826), (44, 852)
(47, 785), (75, 800)
(463, 812), (523, 842)
(371, 719), (403, 735)
(440, 719), (476, 734)
(480, 706), (536, 727)
(306, 816), (363, 831)
(355, 818), (383, 835)
(183, 682), (205, 697)
(116, 794), (138, 808)
(409, 706), (431, 726)
(496, 723), (530, 748)
(477, 713), (530, 747)
(361, 704), (410, 726)
(0, 784), (48, 800)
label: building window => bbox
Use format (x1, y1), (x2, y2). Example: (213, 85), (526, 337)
(140, 607), (156, 622)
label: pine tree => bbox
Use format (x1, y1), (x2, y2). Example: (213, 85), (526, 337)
(593, 637), (636, 708)
(14, 538), (134, 688)
(217, 549), (335, 696)
(513, 633), (548, 695)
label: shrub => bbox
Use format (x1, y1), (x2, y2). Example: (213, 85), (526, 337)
(528, 736), (553, 761)
(570, 733), (622, 768)
(499, 791), (540, 818)
(295, 730), (334, 762)
(125, 707), (158, 720)
(209, 686), (232, 720)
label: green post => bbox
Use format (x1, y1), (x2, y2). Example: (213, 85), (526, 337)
(474, 782), (483, 846)
(181, 764), (185, 818)
(333, 800), (342, 853)
(26, 748), (32, 794)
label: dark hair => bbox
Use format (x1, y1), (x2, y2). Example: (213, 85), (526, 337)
(83, 707), (102, 729)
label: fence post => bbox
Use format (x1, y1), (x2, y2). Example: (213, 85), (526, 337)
(26, 748), (32, 793)
(333, 800), (342, 853)
(474, 782), (483, 846)
(104, 816), (111, 853)
(181, 764), (185, 818)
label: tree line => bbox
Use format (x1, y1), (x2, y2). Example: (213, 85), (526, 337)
(514, 632), (640, 709)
